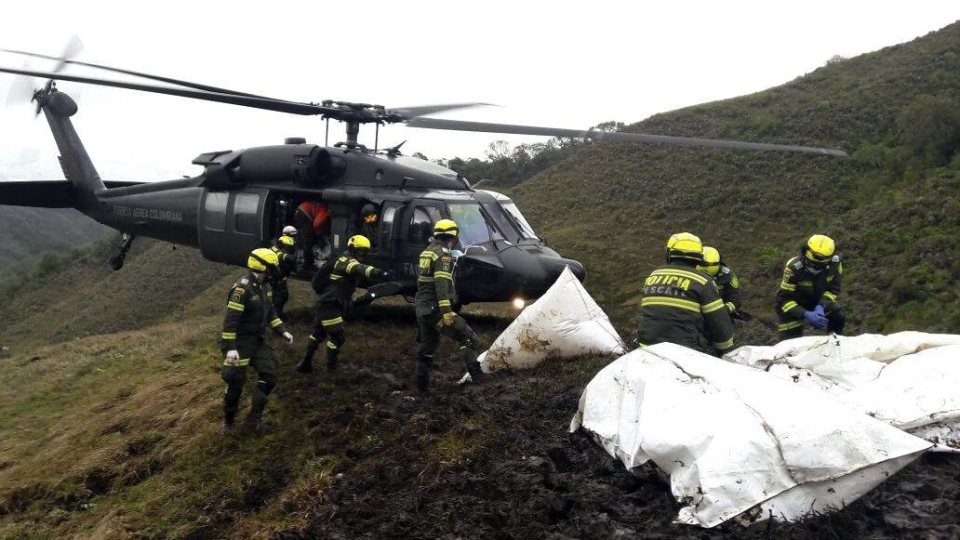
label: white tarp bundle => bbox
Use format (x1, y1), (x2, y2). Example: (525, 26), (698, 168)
(725, 332), (960, 450)
(570, 343), (932, 527)
(478, 266), (625, 372)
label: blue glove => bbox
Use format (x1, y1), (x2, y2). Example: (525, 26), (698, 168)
(814, 305), (825, 316)
(804, 310), (828, 329)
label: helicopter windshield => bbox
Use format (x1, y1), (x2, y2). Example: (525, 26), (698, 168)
(446, 202), (503, 247)
(500, 201), (538, 239)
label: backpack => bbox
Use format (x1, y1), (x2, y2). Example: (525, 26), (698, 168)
(310, 257), (338, 294)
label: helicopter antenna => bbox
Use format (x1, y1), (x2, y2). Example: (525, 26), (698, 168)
(375, 123), (379, 152)
(325, 118), (330, 146)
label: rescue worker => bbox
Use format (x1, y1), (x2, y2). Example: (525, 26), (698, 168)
(414, 219), (484, 395)
(359, 203), (379, 248)
(633, 232), (734, 355)
(296, 234), (390, 373)
(697, 246), (742, 316)
(775, 234), (845, 340)
(268, 229), (297, 318)
(294, 201), (330, 269)
(220, 248), (294, 434)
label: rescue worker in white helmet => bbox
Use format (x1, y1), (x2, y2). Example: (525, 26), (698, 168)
(414, 219), (484, 394)
(775, 234), (845, 340)
(633, 232), (734, 355)
(296, 235), (391, 374)
(220, 248), (294, 434)
(697, 246), (742, 317)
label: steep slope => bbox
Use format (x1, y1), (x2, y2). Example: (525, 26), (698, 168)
(510, 22), (960, 340)
(0, 206), (111, 282)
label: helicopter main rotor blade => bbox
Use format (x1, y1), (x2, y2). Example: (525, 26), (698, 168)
(0, 47), (277, 100)
(0, 65), (332, 116)
(388, 102), (493, 119)
(406, 117), (848, 157)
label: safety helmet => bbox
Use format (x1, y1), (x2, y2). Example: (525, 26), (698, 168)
(804, 234), (836, 263)
(698, 246), (721, 276)
(666, 232), (703, 262)
(282, 225), (297, 237)
(347, 234), (371, 251)
(433, 219), (459, 238)
(361, 203), (379, 223)
(278, 235), (295, 248)
(248, 247), (279, 272)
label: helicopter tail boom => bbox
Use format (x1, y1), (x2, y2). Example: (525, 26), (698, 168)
(34, 85), (106, 212)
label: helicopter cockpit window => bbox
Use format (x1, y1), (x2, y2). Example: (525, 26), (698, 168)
(447, 202), (503, 247)
(233, 193), (260, 236)
(408, 206), (441, 245)
(501, 201), (538, 239)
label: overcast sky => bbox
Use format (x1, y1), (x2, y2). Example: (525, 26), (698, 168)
(1, 1), (959, 181)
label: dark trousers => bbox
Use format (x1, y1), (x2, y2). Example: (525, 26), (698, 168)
(416, 312), (482, 392)
(221, 337), (278, 425)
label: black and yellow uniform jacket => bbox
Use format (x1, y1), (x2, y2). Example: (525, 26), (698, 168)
(635, 262), (735, 353)
(221, 272), (287, 351)
(268, 244), (295, 291)
(415, 241), (456, 316)
(775, 254), (842, 318)
(714, 264), (742, 314)
(315, 254), (383, 306)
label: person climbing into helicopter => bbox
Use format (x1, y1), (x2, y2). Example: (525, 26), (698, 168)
(296, 234), (391, 374)
(632, 232), (734, 356)
(294, 200), (330, 269)
(775, 234), (845, 340)
(697, 246), (743, 317)
(268, 226), (298, 318)
(359, 202), (380, 248)
(414, 219), (484, 395)
(220, 248), (294, 434)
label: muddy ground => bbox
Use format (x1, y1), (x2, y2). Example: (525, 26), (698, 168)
(2, 303), (958, 538)
(248, 306), (960, 539)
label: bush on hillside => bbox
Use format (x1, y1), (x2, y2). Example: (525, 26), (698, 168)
(897, 95), (960, 166)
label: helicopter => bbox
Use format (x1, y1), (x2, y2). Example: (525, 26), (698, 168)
(0, 49), (847, 306)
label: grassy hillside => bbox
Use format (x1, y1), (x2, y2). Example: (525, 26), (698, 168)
(0, 207), (111, 283)
(3, 21), (960, 538)
(510, 22), (960, 340)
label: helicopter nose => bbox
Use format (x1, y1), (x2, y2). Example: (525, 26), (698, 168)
(538, 255), (587, 284)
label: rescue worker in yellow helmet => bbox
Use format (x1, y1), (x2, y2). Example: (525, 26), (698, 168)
(220, 248), (294, 434)
(414, 219), (484, 394)
(697, 246), (742, 316)
(268, 231), (297, 318)
(775, 234), (845, 340)
(296, 234), (390, 374)
(633, 233), (734, 355)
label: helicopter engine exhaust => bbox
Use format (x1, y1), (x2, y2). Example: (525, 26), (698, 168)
(194, 144), (346, 189)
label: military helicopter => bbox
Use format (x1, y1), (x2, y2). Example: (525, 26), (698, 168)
(0, 50), (847, 306)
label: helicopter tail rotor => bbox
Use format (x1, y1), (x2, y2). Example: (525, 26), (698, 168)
(3, 36), (83, 116)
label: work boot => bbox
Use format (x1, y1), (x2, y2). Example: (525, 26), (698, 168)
(297, 340), (320, 373)
(245, 390), (269, 431)
(467, 360), (485, 383)
(326, 348), (339, 372)
(416, 355), (432, 395)
(220, 422), (237, 435)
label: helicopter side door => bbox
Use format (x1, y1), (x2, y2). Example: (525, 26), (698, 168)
(198, 188), (269, 266)
(398, 200), (443, 279)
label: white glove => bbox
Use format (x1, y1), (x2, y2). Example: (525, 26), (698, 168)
(283, 332), (294, 345)
(225, 350), (239, 361)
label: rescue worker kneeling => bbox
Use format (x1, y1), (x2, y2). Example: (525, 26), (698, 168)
(775, 234), (845, 340)
(415, 219), (484, 394)
(633, 232), (734, 356)
(220, 248), (294, 434)
(297, 234), (390, 373)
